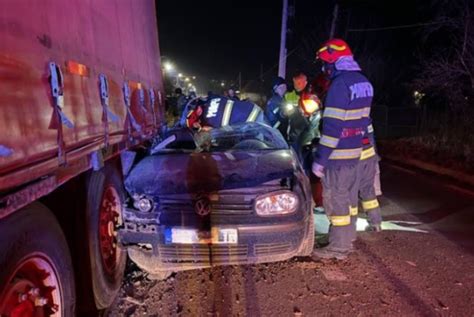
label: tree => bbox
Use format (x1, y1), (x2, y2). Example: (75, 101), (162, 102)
(414, 0), (473, 113)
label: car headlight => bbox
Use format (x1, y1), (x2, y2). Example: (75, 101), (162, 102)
(132, 194), (154, 212)
(255, 191), (298, 216)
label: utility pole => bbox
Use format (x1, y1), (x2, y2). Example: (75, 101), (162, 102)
(329, 3), (339, 38)
(278, 0), (288, 79)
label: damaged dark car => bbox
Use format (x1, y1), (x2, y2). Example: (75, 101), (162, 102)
(119, 123), (314, 278)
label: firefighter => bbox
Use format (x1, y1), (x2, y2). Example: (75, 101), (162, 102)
(265, 76), (288, 138)
(311, 38), (373, 260)
(185, 96), (265, 130)
(350, 119), (383, 241)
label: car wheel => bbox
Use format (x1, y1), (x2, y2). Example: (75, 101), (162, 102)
(147, 270), (173, 281)
(0, 203), (76, 316)
(77, 164), (127, 312)
(300, 213), (315, 256)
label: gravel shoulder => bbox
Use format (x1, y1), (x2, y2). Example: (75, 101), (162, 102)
(110, 229), (474, 316)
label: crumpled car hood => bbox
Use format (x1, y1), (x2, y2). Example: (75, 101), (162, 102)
(125, 149), (297, 196)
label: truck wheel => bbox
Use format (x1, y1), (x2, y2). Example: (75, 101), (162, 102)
(0, 203), (75, 316)
(79, 165), (127, 311)
(300, 213), (315, 256)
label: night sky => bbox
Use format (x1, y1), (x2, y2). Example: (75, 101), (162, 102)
(156, 0), (437, 103)
(156, 0), (282, 81)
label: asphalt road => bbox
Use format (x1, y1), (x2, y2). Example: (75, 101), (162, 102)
(380, 161), (474, 254)
(110, 162), (474, 316)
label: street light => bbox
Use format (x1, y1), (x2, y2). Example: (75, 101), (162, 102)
(185, 77), (190, 82)
(164, 62), (174, 72)
(178, 73), (183, 78)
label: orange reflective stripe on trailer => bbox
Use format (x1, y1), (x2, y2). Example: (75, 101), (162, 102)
(66, 60), (89, 77)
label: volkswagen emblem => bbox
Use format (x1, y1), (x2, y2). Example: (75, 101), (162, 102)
(194, 197), (211, 216)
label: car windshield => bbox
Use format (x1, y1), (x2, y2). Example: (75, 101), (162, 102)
(204, 123), (288, 151)
(151, 123), (288, 154)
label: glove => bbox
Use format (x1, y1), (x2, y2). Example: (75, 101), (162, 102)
(312, 162), (325, 178)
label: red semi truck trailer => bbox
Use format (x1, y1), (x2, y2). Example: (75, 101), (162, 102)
(0, 1), (164, 315)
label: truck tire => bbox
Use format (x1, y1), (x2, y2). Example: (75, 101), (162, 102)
(78, 164), (127, 311)
(0, 203), (75, 316)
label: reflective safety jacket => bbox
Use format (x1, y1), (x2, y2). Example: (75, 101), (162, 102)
(315, 70), (374, 167)
(187, 97), (265, 129)
(360, 119), (377, 161)
(284, 90), (301, 108)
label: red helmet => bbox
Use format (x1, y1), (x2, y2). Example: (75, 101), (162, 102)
(316, 38), (353, 63)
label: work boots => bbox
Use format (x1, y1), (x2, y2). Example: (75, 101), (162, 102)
(312, 225), (353, 261)
(311, 247), (351, 260)
(366, 223), (382, 232)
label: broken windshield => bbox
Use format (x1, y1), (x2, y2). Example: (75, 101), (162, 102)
(204, 123), (288, 151)
(152, 123), (288, 154)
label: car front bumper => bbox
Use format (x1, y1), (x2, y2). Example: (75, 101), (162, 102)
(118, 214), (312, 274)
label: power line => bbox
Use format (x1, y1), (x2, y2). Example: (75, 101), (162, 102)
(348, 20), (451, 32)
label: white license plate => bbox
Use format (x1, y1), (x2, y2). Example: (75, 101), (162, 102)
(170, 228), (238, 244)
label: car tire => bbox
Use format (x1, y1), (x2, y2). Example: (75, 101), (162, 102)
(300, 213), (315, 256)
(148, 270), (173, 281)
(76, 164), (127, 312)
(0, 203), (76, 316)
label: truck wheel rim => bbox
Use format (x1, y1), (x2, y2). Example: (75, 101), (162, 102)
(99, 186), (122, 277)
(0, 254), (62, 317)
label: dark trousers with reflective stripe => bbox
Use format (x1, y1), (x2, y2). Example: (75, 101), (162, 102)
(350, 155), (383, 235)
(321, 164), (358, 250)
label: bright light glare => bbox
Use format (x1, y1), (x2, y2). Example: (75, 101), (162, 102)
(133, 197), (153, 212)
(284, 103), (295, 115)
(302, 99), (319, 114)
(178, 73), (183, 77)
(220, 82), (225, 87)
(164, 62), (174, 72)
